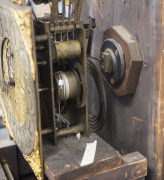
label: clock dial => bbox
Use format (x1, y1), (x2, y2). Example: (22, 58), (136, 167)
(0, 8), (37, 156)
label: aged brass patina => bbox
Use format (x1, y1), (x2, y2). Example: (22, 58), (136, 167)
(10, 0), (22, 5)
(24, 132), (42, 180)
(0, 1), (86, 179)
(54, 40), (81, 60)
(0, 6), (42, 180)
(9, 8), (36, 80)
(2, 38), (27, 126)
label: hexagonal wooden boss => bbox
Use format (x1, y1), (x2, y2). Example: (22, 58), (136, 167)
(103, 25), (143, 96)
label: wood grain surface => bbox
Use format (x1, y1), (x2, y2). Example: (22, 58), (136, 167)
(81, 0), (164, 179)
(43, 133), (121, 180)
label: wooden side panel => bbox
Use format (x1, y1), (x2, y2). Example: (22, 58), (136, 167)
(81, 0), (164, 179)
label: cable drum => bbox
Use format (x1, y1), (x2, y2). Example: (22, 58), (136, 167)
(54, 71), (79, 102)
(87, 58), (107, 132)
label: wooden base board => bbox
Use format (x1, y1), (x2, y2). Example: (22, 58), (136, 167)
(89, 152), (147, 180)
(43, 133), (147, 180)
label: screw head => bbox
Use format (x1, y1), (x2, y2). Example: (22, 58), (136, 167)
(76, 132), (81, 140)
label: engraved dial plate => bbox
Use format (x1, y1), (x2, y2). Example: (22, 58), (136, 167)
(0, 7), (37, 156)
